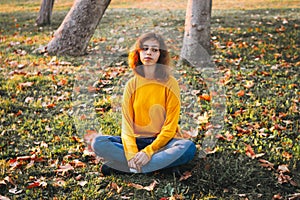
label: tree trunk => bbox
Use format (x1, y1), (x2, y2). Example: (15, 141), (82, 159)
(181, 0), (212, 67)
(46, 0), (111, 56)
(36, 0), (55, 26)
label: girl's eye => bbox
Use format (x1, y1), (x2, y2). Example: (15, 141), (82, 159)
(141, 47), (159, 53)
(151, 48), (159, 52)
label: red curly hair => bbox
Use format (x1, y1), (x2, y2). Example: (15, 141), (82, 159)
(128, 32), (171, 82)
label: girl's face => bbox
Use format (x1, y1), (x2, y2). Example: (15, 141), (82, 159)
(139, 39), (160, 66)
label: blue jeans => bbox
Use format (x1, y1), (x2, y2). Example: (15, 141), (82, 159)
(92, 135), (196, 173)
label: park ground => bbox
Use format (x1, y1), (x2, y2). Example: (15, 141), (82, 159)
(0, 0), (299, 199)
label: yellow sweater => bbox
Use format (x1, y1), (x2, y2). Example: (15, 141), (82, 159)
(121, 74), (181, 160)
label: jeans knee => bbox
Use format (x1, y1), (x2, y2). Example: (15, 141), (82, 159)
(185, 140), (196, 160)
(91, 135), (109, 152)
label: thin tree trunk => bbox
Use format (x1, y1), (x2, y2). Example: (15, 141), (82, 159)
(36, 0), (55, 26)
(181, 0), (212, 67)
(46, 0), (111, 56)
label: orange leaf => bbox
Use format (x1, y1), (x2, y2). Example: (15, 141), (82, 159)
(69, 159), (86, 168)
(199, 94), (211, 101)
(282, 151), (293, 159)
(57, 78), (68, 86)
(46, 103), (56, 109)
(261, 71), (270, 76)
(15, 110), (22, 117)
(237, 90), (245, 97)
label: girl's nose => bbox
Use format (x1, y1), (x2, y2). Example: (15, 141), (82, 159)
(146, 49), (152, 55)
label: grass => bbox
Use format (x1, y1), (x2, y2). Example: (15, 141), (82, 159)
(0, 1), (300, 199)
(1, 0), (300, 13)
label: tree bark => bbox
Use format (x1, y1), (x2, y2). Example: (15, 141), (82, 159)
(46, 0), (111, 56)
(181, 0), (212, 67)
(36, 0), (55, 26)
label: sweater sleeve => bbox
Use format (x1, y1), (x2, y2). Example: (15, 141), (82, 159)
(121, 79), (139, 160)
(142, 78), (181, 158)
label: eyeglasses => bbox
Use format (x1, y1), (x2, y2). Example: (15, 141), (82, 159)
(140, 47), (160, 53)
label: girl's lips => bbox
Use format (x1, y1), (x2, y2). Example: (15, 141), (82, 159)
(144, 57), (153, 60)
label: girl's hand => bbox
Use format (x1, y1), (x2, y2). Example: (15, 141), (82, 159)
(134, 151), (150, 168)
(128, 159), (139, 171)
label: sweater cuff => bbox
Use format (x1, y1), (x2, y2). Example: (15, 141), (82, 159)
(141, 146), (155, 159)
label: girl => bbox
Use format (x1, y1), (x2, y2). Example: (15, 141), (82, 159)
(92, 32), (196, 175)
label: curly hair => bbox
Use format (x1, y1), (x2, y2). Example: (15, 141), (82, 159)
(128, 32), (171, 82)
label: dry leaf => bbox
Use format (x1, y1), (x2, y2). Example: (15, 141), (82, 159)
(0, 195), (10, 200)
(128, 182), (144, 190)
(289, 193), (300, 200)
(70, 159), (86, 168)
(143, 180), (159, 191)
(179, 171), (192, 181)
(110, 182), (123, 193)
(78, 181), (87, 187)
(52, 178), (66, 187)
(128, 180), (159, 191)
(8, 187), (23, 194)
(245, 144), (265, 159)
(18, 82), (34, 89)
(55, 164), (74, 175)
(258, 159), (274, 170)
(277, 165), (290, 173)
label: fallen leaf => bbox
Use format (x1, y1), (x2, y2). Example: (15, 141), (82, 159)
(52, 178), (66, 187)
(0, 195), (10, 200)
(277, 165), (290, 173)
(128, 182), (144, 190)
(8, 187), (23, 194)
(110, 182), (123, 193)
(18, 82), (34, 89)
(78, 181), (87, 187)
(69, 159), (86, 168)
(46, 103), (56, 109)
(243, 81), (255, 89)
(259, 159), (274, 170)
(237, 90), (245, 97)
(215, 134), (226, 140)
(245, 144), (265, 159)
(272, 194), (282, 199)
(199, 94), (211, 101)
(179, 171), (192, 181)
(57, 78), (68, 86)
(15, 110), (22, 117)
(198, 112), (209, 124)
(289, 193), (300, 200)
(55, 164), (74, 175)
(27, 182), (41, 189)
(128, 180), (159, 192)
(0, 180), (6, 186)
(143, 180), (159, 191)
(181, 128), (198, 139)
(75, 174), (82, 181)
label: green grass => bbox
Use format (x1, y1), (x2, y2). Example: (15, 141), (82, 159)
(0, 3), (299, 200)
